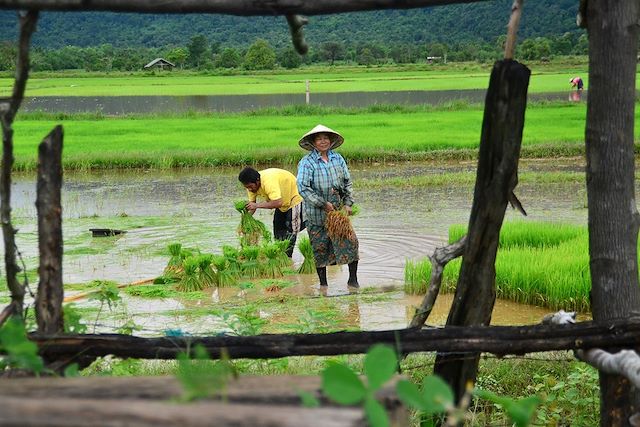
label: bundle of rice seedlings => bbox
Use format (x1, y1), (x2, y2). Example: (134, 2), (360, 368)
(326, 210), (357, 241)
(197, 254), (216, 288)
(222, 245), (242, 276)
(240, 245), (261, 279)
(273, 239), (291, 268)
(297, 236), (316, 274)
(234, 200), (270, 246)
(212, 255), (237, 288)
(164, 243), (184, 277)
(261, 243), (283, 278)
(176, 256), (204, 292)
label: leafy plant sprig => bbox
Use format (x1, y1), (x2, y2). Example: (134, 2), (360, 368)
(0, 317), (44, 375)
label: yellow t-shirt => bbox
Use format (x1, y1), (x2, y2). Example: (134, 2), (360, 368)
(247, 168), (303, 212)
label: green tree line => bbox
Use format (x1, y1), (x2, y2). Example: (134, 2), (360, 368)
(0, 33), (587, 72)
(1, 0), (580, 50)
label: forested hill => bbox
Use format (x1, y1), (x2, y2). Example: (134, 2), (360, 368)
(0, 0), (580, 49)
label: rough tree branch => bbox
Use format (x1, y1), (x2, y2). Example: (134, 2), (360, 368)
(0, 10), (39, 319)
(409, 235), (467, 328)
(0, 0), (492, 15)
(286, 15), (308, 55)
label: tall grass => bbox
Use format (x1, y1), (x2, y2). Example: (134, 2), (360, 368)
(405, 221), (592, 312)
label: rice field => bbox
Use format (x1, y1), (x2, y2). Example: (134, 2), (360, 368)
(404, 221), (593, 312)
(5, 101), (625, 171)
(0, 62), (596, 97)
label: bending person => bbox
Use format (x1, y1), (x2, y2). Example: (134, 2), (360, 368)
(238, 167), (305, 257)
(296, 124), (359, 288)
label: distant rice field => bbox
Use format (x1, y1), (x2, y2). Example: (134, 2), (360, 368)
(0, 62), (597, 97)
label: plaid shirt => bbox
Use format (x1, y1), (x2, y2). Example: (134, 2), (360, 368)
(297, 149), (354, 226)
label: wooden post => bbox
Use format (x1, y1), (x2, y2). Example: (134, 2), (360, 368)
(35, 125), (64, 335)
(305, 80), (310, 105)
(433, 59), (530, 401)
(585, 1), (640, 424)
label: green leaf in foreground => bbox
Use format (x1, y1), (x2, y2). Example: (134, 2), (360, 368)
(364, 395), (391, 427)
(364, 344), (398, 391)
(396, 379), (427, 410)
(421, 375), (454, 413)
(0, 317), (44, 374)
(321, 363), (366, 405)
(298, 390), (320, 408)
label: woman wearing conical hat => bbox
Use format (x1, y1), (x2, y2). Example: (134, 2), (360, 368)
(296, 124), (359, 289)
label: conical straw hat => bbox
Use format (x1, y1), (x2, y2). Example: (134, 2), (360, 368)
(298, 124), (344, 151)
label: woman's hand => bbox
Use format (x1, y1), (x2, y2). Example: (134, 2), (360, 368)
(344, 205), (353, 216)
(324, 202), (335, 212)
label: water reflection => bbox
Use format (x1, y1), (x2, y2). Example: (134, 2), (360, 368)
(22, 90), (589, 114)
(7, 159), (595, 332)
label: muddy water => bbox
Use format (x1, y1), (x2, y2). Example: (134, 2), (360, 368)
(21, 90), (587, 114)
(7, 159), (591, 333)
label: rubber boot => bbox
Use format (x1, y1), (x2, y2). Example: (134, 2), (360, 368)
(317, 267), (328, 287)
(347, 261), (359, 288)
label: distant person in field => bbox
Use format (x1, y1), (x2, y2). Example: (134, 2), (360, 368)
(570, 76), (584, 90)
(296, 124), (360, 289)
(238, 167), (305, 258)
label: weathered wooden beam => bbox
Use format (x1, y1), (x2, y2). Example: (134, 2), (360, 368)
(0, 375), (407, 426)
(30, 320), (640, 362)
(0, 0), (492, 15)
(433, 57), (530, 402)
(586, 0), (640, 424)
(0, 397), (365, 427)
(35, 125), (64, 335)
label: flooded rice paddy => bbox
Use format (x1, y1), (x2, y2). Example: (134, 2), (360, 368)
(22, 90), (586, 114)
(6, 159), (590, 335)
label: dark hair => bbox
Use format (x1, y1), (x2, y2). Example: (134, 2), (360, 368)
(238, 167), (260, 184)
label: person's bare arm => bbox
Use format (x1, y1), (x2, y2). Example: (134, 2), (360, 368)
(246, 199), (283, 212)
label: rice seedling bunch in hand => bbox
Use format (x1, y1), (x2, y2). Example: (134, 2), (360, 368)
(197, 254), (216, 288)
(297, 236), (316, 274)
(261, 243), (284, 278)
(326, 204), (359, 242)
(213, 255), (237, 288)
(240, 245), (261, 279)
(177, 256), (204, 292)
(234, 199), (269, 246)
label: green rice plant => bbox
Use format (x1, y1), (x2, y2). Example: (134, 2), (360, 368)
(448, 221), (585, 249)
(124, 285), (174, 298)
(297, 236), (316, 274)
(197, 254), (216, 288)
(212, 255), (237, 288)
(176, 256), (204, 292)
(222, 245), (242, 276)
(404, 258), (459, 295)
(407, 221), (593, 311)
(164, 243), (183, 277)
(273, 239), (291, 268)
(261, 243), (284, 278)
(239, 245), (261, 279)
